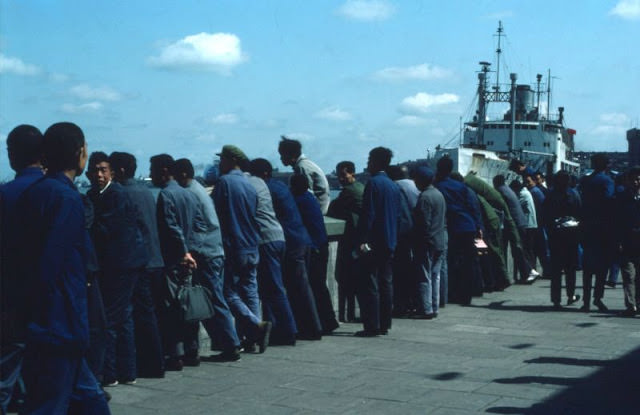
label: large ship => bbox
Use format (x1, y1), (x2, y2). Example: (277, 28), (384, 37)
(431, 22), (580, 182)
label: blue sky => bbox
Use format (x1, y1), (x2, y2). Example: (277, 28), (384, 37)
(1, 0), (639, 181)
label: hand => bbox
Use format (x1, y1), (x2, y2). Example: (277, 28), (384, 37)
(182, 252), (197, 269)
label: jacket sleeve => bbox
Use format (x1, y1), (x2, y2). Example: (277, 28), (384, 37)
(157, 192), (188, 257)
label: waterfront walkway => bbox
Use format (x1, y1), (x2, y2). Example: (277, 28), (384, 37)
(109, 278), (639, 414)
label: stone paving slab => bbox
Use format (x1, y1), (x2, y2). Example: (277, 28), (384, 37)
(106, 278), (640, 414)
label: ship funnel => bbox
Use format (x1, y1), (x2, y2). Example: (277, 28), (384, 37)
(515, 85), (534, 119)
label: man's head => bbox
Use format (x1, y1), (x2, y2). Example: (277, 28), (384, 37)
(86, 151), (112, 190)
(367, 147), (393, 173)
(278, 136), (302, 167)
(493, 174), (506, 188)
(172, 158), (195, 187)
(534, 172), (545, 186)
(149, 154), (175, 187)
(626, 166), (640, 193)
(524, 174), (536, 189)
(249, 158), (273, 180)
(553, 170), (571, 191)
(509, 179), (523, 194)
(7, 124), (43, 172)
(108, 151), (137, 182)
(216, 145), (248, 175)
(290, 174), (309, 196)
(336, 161), (356, 186)
(413, 166), (435, 191)
(43, 122), (87, 176)
(591, 153), (609, 172)
(435, 156), (453, 177)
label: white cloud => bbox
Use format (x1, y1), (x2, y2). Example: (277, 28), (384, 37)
(210, 113), (238, 124)
(70, 84), (122, 101)
(61, 102), (104, 114)
(396, 115), (427, 126)
(610, 0), (640, 20)
(373, 63), (452, 82)
(49, 73), (69, 82)
(315, 107), (352, 121)
(148, 32), (247, 73)
(336, 0), (395, 21)
(600, 112), (630, 125)
(283, 132), (316, 142)
(0, 53), (40, 76)
(400, 92), (459, 114)
(484, 10), (514, 19)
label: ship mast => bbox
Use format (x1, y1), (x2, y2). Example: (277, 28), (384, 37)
(494, 21), (504, 93)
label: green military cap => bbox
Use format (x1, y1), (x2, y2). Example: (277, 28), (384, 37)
(216, 144), (248, 161)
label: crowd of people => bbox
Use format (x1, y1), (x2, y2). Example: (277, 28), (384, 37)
(1, 121), (639, 414)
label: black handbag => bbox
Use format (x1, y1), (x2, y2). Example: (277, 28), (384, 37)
(166, 266), (215, 322)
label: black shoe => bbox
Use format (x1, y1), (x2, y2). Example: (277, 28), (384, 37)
(579, 304), (590, 313)
(377, 329), (389, 335)
(605, 281), (616, 288)
(165, 357), (183, 371)
(322, 320), (340, 335)
(269, 337), (296, 346)
(240, 340), (256, 353)
(553, 303), (563, 311)
(593, 300), (608, 312)
(619, 308), (637, 317)
(256, 321), (272, 354)
(567, 295), (581, 306)
(297, 333), (322, 341)
(354, 330), (379, 337)
(203, 349), (241, 362)
(183, 355), (200, 367)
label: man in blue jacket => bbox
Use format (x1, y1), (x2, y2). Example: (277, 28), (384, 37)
(87, 152), (148, 386)
(290, 174), (339, 334)
(0, 125), (44, 413)
(249, 158), (323, 341)
(355, 147), (401, 337)
(15, 122), (110, 414)
(579, 153), (615, 312)
(109, 152), (165, 378)
(435, 157), (483, 306)
(214, 146), (272, 358)
(150, 154), (200, 370)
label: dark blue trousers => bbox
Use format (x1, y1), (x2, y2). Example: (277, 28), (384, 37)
(258, 241), (297, 343)
(358, 249), (394, 332)
(133, 268), (164, 377)
(100, 268), (140, 383)
(283, 245), (322, 339)
(194, 254), (241, 353)
(308, 244), (339, 332)
(20, 349), (110, 415)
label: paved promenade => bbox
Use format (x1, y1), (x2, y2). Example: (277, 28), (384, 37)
(109, 278), (639, 414)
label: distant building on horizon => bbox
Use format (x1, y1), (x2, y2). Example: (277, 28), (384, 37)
(629, 128), (640, 167)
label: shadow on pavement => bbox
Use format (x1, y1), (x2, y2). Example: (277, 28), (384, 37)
(485, 345), (640, 414)
(524, 357), (609, 367)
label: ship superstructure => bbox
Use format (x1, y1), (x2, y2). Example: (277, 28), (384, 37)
(432, 22), (580, 181)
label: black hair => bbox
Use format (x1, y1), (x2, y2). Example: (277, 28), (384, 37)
(278, 136), (302, 158)
(336, 160), (355, 175)
(509, 179), (523, 193)
(290, 174), (309, 196)
(43, 122), (85, 174)
(7, 124), (43, 172)
(436, 156), (453, 175)
(553, 170), (571, 190)
(172, 158), (194, 179)
(249, 158), (273, 178)
(88, 151), (109, 170)
(386, 164), (406, 181)
(150, 154), (175, 172)
(109, 152), (137, 179)
(368, 146), (393, 171)
(493, 174), (506, 187)
(591, 153), (609, 171)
